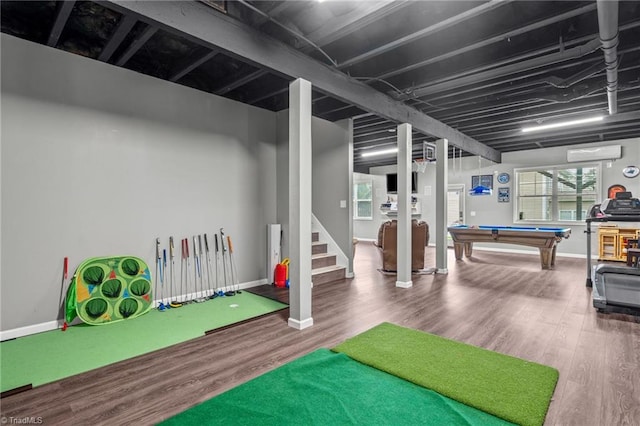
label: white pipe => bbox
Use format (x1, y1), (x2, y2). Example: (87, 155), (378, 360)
(596, 0), (619, 115)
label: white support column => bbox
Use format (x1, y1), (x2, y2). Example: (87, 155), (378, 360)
(435, 138), (449, 274)
(396, 123), (412, 288)
(347, 118), (355, 277)
(287, 78), (314, 330)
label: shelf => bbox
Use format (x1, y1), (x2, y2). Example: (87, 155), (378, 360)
(598, 226), (640, 262)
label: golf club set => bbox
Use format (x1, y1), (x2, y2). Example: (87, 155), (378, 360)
(154, 228), (241, 310)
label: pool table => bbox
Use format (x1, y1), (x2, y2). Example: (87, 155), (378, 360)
(447, 225), (571, 269)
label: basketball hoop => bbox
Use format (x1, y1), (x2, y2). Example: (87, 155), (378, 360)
(412, 142), (436, 173)
(413, 159), (428, 173)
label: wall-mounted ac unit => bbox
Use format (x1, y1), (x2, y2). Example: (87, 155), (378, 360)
(566, 145), (621, 162)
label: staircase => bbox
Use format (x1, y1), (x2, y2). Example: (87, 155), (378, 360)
(312, 231), (346, 285)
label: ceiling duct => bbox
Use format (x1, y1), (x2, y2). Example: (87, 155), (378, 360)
(566, 145), (621, 162)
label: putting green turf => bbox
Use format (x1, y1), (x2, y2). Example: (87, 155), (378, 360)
(161, 348), (513, 426)
(333, 322), (559, 426)
(0, 292), (287, 393)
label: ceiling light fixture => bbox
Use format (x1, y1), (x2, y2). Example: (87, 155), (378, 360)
(361, 147), (398, 158)
(521, 115), (604, 133)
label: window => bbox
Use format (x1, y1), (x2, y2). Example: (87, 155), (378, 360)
(353, 181), (373, 220)
(515, 164), (599, 223)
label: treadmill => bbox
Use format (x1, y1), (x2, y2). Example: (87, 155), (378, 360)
(585, 192), (640, 315)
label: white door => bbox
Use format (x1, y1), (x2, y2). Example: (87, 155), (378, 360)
(447, 184), (465, 226)
(447, 184), (465, 246)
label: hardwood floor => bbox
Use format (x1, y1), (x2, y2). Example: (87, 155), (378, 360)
(2, 243), (640, 425)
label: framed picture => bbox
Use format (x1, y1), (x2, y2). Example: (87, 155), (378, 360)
(497, 172), (510, 184)
(471, 174), (493, 190)
(498, 187), (510, 203)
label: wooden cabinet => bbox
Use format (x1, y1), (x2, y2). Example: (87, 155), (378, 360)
(598, 225), (640, 261)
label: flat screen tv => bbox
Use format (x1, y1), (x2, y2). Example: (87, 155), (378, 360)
(386, 172), (418, 194)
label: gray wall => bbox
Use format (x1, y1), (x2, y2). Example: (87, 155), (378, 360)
(312, 119), (351, 262)
(276, 112), (351, 260)
(356, 138), (640, 256)
(1, 34), (278, 331)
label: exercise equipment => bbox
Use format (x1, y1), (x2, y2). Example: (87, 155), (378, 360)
(60, 257), (70, 331)
(64, 255), (153, 326)
(205, 233), (218, 299)
(155, 238), (163, 308)
(214, 233), (224, 297)
(169, 236), (182, 308)
(228, 235), (242, 294)
(592, 264), (640, 315)
(220, 228), (235, 296)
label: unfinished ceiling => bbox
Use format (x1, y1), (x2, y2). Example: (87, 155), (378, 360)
(2, 1), (639, 173)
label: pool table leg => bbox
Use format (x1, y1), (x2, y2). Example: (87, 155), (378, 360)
(453, 242), (473, 260)
(539, 247), (554, 269)
(453, 242), (464, 260)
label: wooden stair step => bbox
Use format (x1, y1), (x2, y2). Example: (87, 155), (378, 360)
(312, 232), (319, 242)
(312, 253), (337, 269)
(312, 265), (346, 285)
(312, 241), (328, 255)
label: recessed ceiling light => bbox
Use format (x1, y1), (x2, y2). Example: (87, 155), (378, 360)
(521, 115), (604, 133)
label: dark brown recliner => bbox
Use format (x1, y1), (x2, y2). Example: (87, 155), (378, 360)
(375, 219), (429, 271)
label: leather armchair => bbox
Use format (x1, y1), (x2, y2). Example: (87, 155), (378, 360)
(375, 219), (429, 271)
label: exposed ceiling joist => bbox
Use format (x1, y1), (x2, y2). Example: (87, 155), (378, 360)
(375, 3), (598, 82)
(114, 25), (158, 67)
(98, 15), (137, 62)
(248, 86), (290, 105)
(215, 69), (268, 95)
(409, 38), (602, 99)
(108, 0), (500, 163)
(339, 0), (512, 69)
(305, 1), (408, 48)
(47, 1), (75, 47)
(169, 49), (220, 82)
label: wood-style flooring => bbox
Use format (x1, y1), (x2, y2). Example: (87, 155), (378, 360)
(2, 243), (640, 425)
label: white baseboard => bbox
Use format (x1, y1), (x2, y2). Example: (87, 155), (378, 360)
(1, 279), (270, 341)
(239, 278), (269, 289)
(345, 272), (354, 278)
(1, 320), (63, 341)
(396, 280), (413, 288)
(288, 317), (314, 330)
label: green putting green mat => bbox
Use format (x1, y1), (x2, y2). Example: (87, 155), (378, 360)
(333, 322), (559, 426)
(161, 348), (513, 426)
(0, 292), (287, 393)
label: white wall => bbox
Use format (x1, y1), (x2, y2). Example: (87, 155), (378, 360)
(1, 34), (278, 331)
(355, 138), (640, 256)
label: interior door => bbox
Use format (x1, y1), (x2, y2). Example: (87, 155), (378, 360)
(447, 184), (465, 226)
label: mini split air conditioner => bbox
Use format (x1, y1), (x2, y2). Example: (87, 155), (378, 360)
(566, 145), (621, 162)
